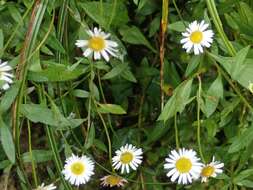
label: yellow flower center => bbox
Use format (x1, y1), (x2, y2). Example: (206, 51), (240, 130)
(201, 166), (215, 177)
(88, 36), (105, 51)
(190, 31), (203, 43)
(105, 175), (122, 186)
(175, 157), (192, 173)
(71, 162), (85, 175)
(120, 152), (133, 164)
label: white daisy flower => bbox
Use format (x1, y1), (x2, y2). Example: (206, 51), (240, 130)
(62, 154), (95, 186)
(100, 175), (128, 188)
(75, 27), (118, 62)
(33, 183), (56, 190)
(180, 20), (214, 55)
(248, 82), (253, 94)
(200, 156), (224, 183)
(164, 148), (202, 185)
(112, 144), (143, 174)
(0, 60), (14, 91)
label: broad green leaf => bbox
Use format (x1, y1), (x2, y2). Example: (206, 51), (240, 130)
(234, 169), (253, 182)
(185, 55), (202, 77)
(102, 63), (128, 80)
(0, 117), (15, 164)
(98, 103), (126, 114)
(94, 139), (107, 153)
(0, 160), (11, 170)
(28, 62), (85, 82)
(158, 79), (193, 122)
(209, 51), (253, 89)
(239, 2), (253, 23)
(230, 46), (250, 79)
(21, 104), (58, 126)
(145, 121), (172, 145)
(22, 150), (53, 163)
(20, 104), (85, 130)
(168, 21), (188, 32)
(44, 32), (66, 53)
(202, 75), (223, 117)
(8, 5), (23, 25)
(121, 69), (137, 83)
(119, 26), (156, 53)
(228, 124), (253, 153)
(80, 2), (129, 29)
(0, 81), (21, 113)
(73, 89), (90, 98)
(237, 180), (253, 188)
(85, 124), (95, 149)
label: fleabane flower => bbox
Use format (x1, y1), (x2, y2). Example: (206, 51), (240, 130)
(75, 27), (118, 62)
(112, 144), (143, 174)
(62, 154), (95, 186)
(164, 148), (202, 185)
(100, 175), (128, 188)
(0, 60), (14, 91)
(33, 183), (56, 190)
(200, 156), (224, 183)
(180, 20), (214, 55)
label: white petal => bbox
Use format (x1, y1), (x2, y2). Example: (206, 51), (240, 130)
(101, 50), (109, 62)
(83, 48), (93, 57)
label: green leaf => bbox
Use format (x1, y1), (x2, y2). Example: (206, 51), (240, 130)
(73, 89), (90, 98)
(0, 117), (15, 164)
(27, 62), (85, 82)
(158, 79), (193, 122)
(44, 32), (66, 53)
(22, 150), (53, 163)
(237, 180), (253, 188)
(168, 21), (188, 32)
(228, 125), (253, 153)
(230, 46), (250, 79)
(94, 139), (107, 153)
(234, 169), (253, 182)
(0, 81), (21, 113)
(20, 104), (85, 130)
(208, 49), (253, 89)
(8, 4), (23, 25)
(185, 55), (202, 77)
(85, 124), (95, 149)
(121, 69), (137, 83)
(202, 75), (223, 117)
(98, 103), (126, 114)
(80, 2), (129, 29)
(102, 63), (128, 80)
(119, 26), (156, 53)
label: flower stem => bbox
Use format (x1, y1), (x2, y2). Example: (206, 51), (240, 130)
(197, 76), (205, 163)
(174, 114), (180, 149)
(206, 0), (236, 56)
(159, 0), (169, 111)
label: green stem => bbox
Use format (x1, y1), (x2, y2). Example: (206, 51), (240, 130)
(172, 0), (186, 27)
(96, 106), (113, 168)
(174, 114), (179, 149)
(206, 0), (236, 56)
(27, 120), (38, 186)
(97, 71), (118, 139)
(197, 76), (205, 163)
(160, 0), (169, 111)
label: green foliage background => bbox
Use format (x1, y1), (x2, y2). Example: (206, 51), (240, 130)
(0, 0), (253, 189)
